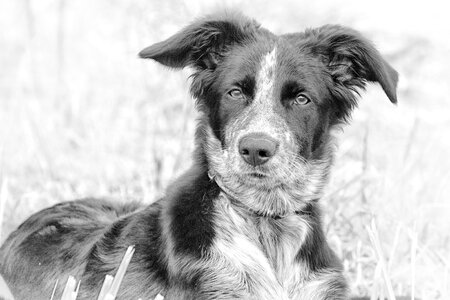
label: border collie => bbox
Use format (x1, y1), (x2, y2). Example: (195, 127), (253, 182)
(0, 11), (397, 300)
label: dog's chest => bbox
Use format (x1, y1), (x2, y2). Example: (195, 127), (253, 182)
(213, 197), (309, 296)
(256, 217), (308, 285)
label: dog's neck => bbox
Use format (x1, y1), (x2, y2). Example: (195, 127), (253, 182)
(208, 170), (316, 219)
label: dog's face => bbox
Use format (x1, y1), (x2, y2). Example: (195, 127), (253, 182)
(202, 42), (334, 201)
(140, 12), (398, 216)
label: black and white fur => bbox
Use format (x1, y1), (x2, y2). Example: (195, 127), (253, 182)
(0, 12), (398, 300)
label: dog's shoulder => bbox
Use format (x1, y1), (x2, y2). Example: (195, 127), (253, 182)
(163, 166), (219, 258)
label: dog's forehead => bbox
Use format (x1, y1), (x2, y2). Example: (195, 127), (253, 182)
(251, 43), (307, 102)
(225, 40), (317, 87)
(220, 41), (277, 81)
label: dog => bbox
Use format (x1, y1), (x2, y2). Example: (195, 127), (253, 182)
(0, 11), (397, 300)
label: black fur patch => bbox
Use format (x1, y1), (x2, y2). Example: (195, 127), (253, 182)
(295, 205), (342, 272)
(169, 169), (220, 258)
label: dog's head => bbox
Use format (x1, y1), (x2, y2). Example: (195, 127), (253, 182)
(140, 12), (398, 217)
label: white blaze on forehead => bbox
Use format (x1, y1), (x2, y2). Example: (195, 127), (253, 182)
(242, 46), (279, 135)
(254, 47), (278, 106)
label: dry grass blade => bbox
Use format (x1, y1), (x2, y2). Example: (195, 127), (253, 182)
(0, 274), (14, 300)
(154, 294), (165, 300)
(410, 223), (418, 300)
(366, 219), (396, 300)
(50, 279), (59, 300)
(97, 245), (135, 300)
(60, 276), (80, 300)
(387, 225), (401, 272)
(370, 262), (382, 300)
(97, 275), (114, 300)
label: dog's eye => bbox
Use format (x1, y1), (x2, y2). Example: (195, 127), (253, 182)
(293, 94), (311, 106)
(228, 88), (245, 101)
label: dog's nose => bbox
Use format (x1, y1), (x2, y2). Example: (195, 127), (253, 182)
(239, 133), (278, 166)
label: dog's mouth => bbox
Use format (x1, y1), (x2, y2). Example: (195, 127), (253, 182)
(248, 172), (267, 178)
(239, 171), (272, 183)
(237, 164), (275, 181)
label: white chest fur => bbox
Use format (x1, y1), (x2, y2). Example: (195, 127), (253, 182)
(210, 194), (311, 299)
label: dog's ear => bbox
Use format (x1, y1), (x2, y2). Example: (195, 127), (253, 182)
(139, 12), (259, 70)
(286, 25), (398, 119)
(303, 25), (398, 102)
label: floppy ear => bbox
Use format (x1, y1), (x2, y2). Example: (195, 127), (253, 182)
(288, 25), (398, 119)
(139, 12), (259, 70)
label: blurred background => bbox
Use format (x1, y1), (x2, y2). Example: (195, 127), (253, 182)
(0, 0), (449, 299)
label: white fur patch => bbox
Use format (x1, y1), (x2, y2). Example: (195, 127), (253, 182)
(211, 195), (291, 299)
(244, 47), (280, 137)
(255, 47), (277, 104)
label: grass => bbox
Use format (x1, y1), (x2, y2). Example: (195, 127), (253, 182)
(0, 0), (449, 299)
(56, 246), (137, 300)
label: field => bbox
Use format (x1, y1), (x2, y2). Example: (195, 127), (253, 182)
(0, 0), (449, 299)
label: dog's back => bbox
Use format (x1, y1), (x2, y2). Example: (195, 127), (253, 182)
(0, 199), (144, 299)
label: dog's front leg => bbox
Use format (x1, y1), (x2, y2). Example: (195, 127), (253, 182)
(289, 270), (348, 300)
(166, 259), (289, 299)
